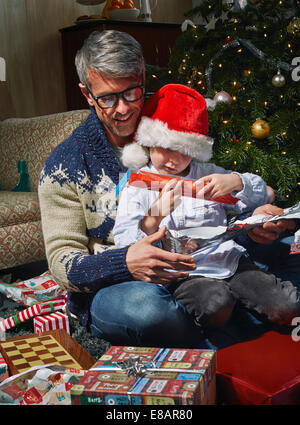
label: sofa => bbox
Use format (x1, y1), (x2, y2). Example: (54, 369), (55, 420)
(0, 109), (90, 271)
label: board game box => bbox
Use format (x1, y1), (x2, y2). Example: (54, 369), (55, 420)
(71, 346), (216, 405)
(0, 329), (96, 376)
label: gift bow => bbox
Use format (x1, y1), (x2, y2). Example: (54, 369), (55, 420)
(116, 355), (156, 378)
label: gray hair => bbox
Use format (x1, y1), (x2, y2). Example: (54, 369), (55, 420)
(75, 30), (145, 86)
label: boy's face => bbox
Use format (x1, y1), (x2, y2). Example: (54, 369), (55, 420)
(150, 147), (192, 177)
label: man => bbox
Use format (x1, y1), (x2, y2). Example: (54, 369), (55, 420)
(39, 30), (298, 349)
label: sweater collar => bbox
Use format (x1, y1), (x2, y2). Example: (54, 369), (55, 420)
(85, 107), (127, 183)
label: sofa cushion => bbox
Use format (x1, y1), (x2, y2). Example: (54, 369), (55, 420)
(216, 331), (300, 405)
(0, 191), (40, 227)
(0, 109), (90, 191)
(0, 221), (45, 270)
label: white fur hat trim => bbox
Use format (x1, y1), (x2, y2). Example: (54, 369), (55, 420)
(136, 117), (213, 160)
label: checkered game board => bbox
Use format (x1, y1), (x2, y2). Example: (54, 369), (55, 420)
(0, 334), (82, 373)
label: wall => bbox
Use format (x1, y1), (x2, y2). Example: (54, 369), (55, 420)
(0, 0), (192, 120)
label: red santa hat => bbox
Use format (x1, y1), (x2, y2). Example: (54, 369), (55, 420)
(121, 84), (214, 169)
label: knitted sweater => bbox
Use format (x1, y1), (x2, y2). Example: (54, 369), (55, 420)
(38, 107), (133, 327)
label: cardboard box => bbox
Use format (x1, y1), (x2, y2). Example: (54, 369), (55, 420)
(71, 346), (216, 405)
(34, 312), (70, 335)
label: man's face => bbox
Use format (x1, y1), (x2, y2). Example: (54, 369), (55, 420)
(80, 70), (144, 147)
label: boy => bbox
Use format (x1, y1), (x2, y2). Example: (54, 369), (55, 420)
(113, 84), (300, 329)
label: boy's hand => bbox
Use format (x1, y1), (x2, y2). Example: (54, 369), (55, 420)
(148, 178), (182, 218)
(141, 179), (182, 235)
(195, 173), (243, 200)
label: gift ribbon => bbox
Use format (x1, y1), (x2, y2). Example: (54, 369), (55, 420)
(90, 355), (205, 378)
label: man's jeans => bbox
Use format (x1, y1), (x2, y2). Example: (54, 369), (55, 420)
(90, 236), (300, 349)
(90, 280), (210, 348)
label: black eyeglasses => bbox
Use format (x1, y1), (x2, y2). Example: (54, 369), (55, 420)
(87, 84), (145, 109)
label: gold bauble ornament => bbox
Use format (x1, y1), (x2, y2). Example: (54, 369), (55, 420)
(287, 17), (300, 36)
(272, 70), (286, 88)
(251, 119), (270, 139)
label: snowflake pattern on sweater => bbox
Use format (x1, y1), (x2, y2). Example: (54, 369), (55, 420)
(38, 108), (133, 327)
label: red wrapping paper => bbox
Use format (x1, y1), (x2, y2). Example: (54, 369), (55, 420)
(128, 170), (239, 204)
(216, 331), (300, 405)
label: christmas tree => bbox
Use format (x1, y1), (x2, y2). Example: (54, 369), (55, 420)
(145, 0), (300, 207)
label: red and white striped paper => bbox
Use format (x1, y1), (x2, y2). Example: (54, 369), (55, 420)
(34, 312), (70, 335)
(0, 353), (9, 383)
(0, 297), (66, 333)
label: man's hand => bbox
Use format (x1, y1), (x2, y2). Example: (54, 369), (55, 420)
(126, 226), (196, 285)
(247, 204), (296, 244)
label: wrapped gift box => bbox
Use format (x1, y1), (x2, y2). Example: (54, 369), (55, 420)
(34, 312), (70, 335)
(71, 346), (216, 405)
(0, 270), (62, 306)
(0, 353), (8, 383)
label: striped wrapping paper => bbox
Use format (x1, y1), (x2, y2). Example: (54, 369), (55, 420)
(0, 353), (9, 383)
(0, 298), (66, 333)
(34, 312), (70, 335)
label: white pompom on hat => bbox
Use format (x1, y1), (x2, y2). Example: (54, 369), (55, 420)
(121, 84), (214, 169)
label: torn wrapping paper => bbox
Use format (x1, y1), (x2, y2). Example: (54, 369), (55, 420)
(34, 312), (70, 335)
(116, 169), (239, 204)
(0, 270), (63, 306)
(0, 364), (84, 405)
(161, 201), (300, 254)
(0, 297), (66, 333)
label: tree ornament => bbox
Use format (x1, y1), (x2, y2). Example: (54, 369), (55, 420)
(272, 70), (286, 88)
(251, 119), (270, 139)
(205, 98), (216, 111)
(205, 16), (218, 32)
(213, 91), (232, 104)
(287, 18), (300, 37)
(224, 36), (232, 45)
